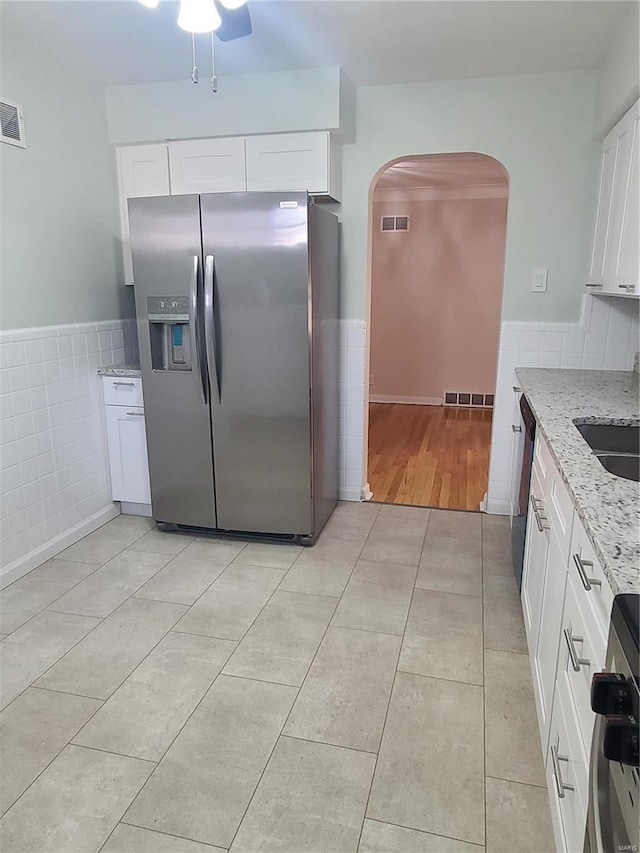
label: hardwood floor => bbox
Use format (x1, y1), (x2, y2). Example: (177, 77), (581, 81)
(367, 403), (492, 511)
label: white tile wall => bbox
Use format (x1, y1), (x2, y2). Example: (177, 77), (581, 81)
(339, 320), (367, 500)
(486, 295), (639, 513)
(341, 296), (639, 510)
(0, 319), (138, 583)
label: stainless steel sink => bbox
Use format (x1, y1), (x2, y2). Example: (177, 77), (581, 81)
(574, 421), (640, 482)
(596, 454), (640, 482)
(574, 422), (639, 454)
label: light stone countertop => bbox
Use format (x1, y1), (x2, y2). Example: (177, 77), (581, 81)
(516, 368), (639, 596)
(98, 364), (141, 377)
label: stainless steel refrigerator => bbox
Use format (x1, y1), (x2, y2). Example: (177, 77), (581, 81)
(129, 191), (339, 544)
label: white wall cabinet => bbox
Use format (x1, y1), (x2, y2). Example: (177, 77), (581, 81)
(102, 377), (151, 513)
(245, 131), (341, 199)
(116, 144), (170, 286)
(587, 99), (639, 297)
(169, 137), (247, 195)
(116, 131), (341, 284)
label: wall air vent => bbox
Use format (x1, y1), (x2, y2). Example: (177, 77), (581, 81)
(0, 99), (26, 148)
(444, 391), (494, 408)
(381, 215), (410, 232)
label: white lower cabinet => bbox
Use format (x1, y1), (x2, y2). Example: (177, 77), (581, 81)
(102, 377), (152, 513)
(522, 431), (611, 853)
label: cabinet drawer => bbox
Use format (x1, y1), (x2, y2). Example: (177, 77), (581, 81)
(557, 569), (607, 756)
(546, 675), (588, 853)
(532, 433), (573, 561)
(568, 512), (614, 638)
(532, 430), (553, 490)
(102, 376), (143, 407)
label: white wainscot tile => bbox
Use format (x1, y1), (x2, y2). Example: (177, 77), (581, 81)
(562, 332), (585, 353)
(519, 331), (541, 350)
(603, 351), (629, 370)
(539, 352), (561, 368)
(582, 352), (605, 369)
(584, 332), (607, 354)
(540, 331), (563, 352)
(561, 352), (583, 369)
(516, 351), (540, 367)
(499, 330), (520, 351)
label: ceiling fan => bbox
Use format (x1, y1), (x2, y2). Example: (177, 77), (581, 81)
(138, 0), (252, 90)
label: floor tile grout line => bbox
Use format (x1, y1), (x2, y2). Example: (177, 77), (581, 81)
(0, 687), (108, 820)
(355, 517), (419, 852)
(394, 667), (483, 689)
(281, 733), (378, 757)
(217, 672), (303, 691)
(117, 820), (225, 850)
(484, 774), (549, 791)
(225, 534), (369, 851)
(363, 815), (487, 849)
(66, 741), (158, 765)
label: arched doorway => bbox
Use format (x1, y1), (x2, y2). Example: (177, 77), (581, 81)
(366, 152), (509, 511)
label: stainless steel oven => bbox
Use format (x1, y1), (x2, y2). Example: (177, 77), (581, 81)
(585, 594), (639, 853)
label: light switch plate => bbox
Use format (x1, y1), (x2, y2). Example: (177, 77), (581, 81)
(531, 268), (548, 292)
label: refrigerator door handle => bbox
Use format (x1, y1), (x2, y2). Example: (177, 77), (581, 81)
(204, 254), (221, 402)
(190, 254), (208, 405)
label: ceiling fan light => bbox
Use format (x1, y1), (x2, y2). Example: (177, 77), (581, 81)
(138, 0), (160, 7)
(218, 0), (247, 9)
(177, 0), (222, 33)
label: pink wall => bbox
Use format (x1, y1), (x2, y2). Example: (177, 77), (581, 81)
(370, 195), (507, 401)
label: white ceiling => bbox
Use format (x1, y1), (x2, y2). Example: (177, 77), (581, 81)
(375, 153), (509, 191)
(1, 0), (632, 88)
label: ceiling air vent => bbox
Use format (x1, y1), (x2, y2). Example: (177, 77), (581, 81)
(1, 99), (26, 148)
(381, 215), (410, 232)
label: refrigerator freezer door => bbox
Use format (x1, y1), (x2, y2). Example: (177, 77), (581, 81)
(129, 194), (217, 528)
(200, 192), (313, 536)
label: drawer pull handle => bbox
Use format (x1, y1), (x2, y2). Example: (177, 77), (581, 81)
(550, 743), (574, 799)
(113, 381), (135, 387)
(512, 424), (522, 433)
(530, 495), (550, 532)
(585, 283), (603, 288)
(572, 553), (601, 592)
(513, 385), (521, 393)
(125, 411), (145, 417)
(618, 284), (635, 291)
(563, 627), (590, 672)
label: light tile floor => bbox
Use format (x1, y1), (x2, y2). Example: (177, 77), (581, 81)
(0, 504), (555, 853)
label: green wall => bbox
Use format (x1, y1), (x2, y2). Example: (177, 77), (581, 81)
(0, 19), (132, 330)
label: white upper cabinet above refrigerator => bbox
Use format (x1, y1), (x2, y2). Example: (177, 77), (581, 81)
(168, 137), (247, 195)
(116, 144), (170, 285)
(245, 131), (341, 200)
(587, 100), (639, 297)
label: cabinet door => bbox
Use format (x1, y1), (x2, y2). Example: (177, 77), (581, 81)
(168, 138), (247, 195)
(532, 527), (568, 752)
(245, 132), (330, 194)
(105, 405), (151, 504)
(588, 135), (617, 285)
(603, 101), (640, 294)
(610, 104), (639, 295)
(521, 466), (550, 645)
(116, 145), (170, 285)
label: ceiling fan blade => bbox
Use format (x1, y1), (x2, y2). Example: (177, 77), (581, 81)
(214, 3), (252, 41)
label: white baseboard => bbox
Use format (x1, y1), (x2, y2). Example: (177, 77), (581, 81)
(338, 487), (363, 502)
(369, 395), (443, 406)
(120, 501), (153, 518)
(485, 498), (510, 516)
(0, 504), (120, 589)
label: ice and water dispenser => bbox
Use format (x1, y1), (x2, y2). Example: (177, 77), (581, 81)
(147, 297), (192, 372)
